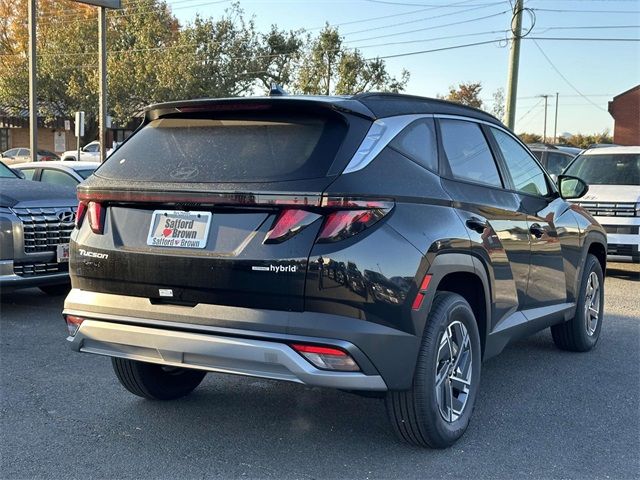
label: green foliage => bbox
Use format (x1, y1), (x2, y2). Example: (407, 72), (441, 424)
(0, 3), (407, 141)
(295, 25), (408, 95)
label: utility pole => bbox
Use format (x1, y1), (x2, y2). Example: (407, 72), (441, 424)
(504, 0), (523, 129)
(28, 0), (37, 163)
(541, 94), (549, 143)
(553, 92), (559, 144)
(98, 7), (107, 162)
(326, 54), (331, 96)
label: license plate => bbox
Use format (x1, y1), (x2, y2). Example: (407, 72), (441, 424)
(146, 210), (212, 249)
(57, 243), (70, 262)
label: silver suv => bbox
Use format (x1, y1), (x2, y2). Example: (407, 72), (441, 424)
(0, 161), (78, 294)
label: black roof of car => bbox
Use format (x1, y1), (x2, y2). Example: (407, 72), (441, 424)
(145, 93), (503, 126)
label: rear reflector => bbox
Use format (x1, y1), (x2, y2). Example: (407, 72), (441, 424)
(411, 274), (432, 311)
(64, 314), (85, 336)
(264, 209), (321, 244)
(291, 344), (360, 371)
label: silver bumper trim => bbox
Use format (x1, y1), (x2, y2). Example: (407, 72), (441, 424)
(69, 320), (387, 391)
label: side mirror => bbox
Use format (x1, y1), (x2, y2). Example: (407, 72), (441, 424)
(558, 174), (588, 200)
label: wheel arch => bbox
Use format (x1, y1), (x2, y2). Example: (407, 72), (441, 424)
(418, 253), (491, 358)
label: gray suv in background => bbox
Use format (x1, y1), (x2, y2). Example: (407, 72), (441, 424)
(0, 161), (78, 295)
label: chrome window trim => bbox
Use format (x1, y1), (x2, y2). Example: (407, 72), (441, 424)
(342, 114), (433, 174)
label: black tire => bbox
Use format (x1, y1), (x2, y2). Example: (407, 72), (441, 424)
(38, 284), (70, 296)
(385, 292), (482, 448)
(551, 254), (604, 352)
(111, 358), (206, 400)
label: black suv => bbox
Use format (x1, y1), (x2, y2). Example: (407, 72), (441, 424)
(64, 94), (606, 448)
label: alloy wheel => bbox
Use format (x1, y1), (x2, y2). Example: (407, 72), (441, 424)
(584, 271), (601, 336)
(435, 320), (473, 423)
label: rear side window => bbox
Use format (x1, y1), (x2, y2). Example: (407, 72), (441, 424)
(20, 168), (37, 180)
(439, 119), (502, 187)
(491, 128), (549, 196)
(546, 152), (573, 176)
(99, 114), (347, 183)
(389, 118), (438, 172)
(40, 169), (77, 187)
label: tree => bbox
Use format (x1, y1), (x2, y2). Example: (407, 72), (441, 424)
(0, 3), (407, 144)
(559, 131), (613, 149)
(295, 25), (408, 95)
(442, 81), (483, 108)
(518, 132), (542, 143)
(490, 87), (505, 121)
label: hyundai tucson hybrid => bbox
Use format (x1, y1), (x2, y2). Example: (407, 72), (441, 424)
(64, 94), (606, 448)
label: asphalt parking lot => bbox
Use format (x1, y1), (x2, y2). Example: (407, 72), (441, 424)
(1, 263), (639, 479)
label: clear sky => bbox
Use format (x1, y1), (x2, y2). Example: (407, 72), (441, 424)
(165, 0), (640, 136)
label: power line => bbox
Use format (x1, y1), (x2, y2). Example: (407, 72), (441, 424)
(531, 39), (608, 113)
(365, 38), (505, 60)
(532, 8), (640, 14)
(344, 3), (506, 36)
(516, 97), (544, 125)
(361, 0), (507, 6)
(347, 10), (509, 42)
(308, 0), (492, 30)
(527, 36), (640, 41)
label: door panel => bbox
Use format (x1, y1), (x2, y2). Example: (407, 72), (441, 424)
(442, 179), (529, 328)
(519, 195), (566, 307)
(487, 126), (567, 308)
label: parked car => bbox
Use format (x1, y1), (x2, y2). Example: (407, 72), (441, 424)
(563, 145), (640, 263)
(527, 143), (576, 178)
(13, 161), (98, 186)
(63, 94), (606, 448)
(61, 140), (101, 162)
(0, 160), (78, 294)
(1, 148), (60, 165)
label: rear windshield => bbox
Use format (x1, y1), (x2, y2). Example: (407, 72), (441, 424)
(98, 114), (347, 183)
(564, 153), (640, 185)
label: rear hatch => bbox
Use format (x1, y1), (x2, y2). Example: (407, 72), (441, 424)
(71, 98), (374, 311)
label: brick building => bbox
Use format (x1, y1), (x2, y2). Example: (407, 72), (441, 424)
(0, 112), (79, 154)
(608, 84), (640, 146)
(0, 109), (139, 154)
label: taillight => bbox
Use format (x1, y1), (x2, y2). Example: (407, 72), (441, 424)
(75, 201), (87, 228)
(64, 314), (85, 336)
(290, 343), (360, 371)
(316, 201), (393, 243)
(411, 274), (432, 311)
(87, 202), (105, 234)
(264, 209), (321, 244)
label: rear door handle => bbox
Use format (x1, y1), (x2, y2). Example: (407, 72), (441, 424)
(529, 223), (545, 238)
(466, 217), (488, 234)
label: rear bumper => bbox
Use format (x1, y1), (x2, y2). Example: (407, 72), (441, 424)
(63, 289), (419, 390)
(69, 320), (387, 390)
